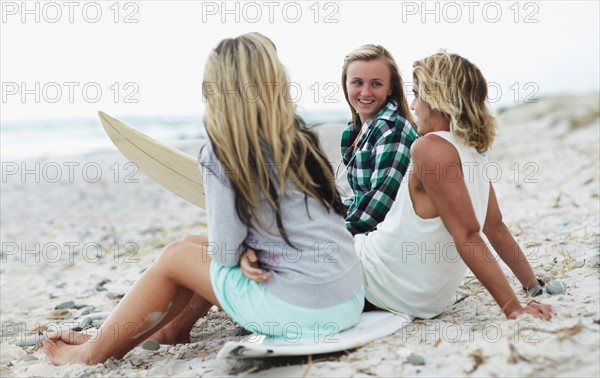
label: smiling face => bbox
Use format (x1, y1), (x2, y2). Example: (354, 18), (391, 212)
(345, 59), (392, 123)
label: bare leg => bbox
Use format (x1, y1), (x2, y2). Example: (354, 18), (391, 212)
(42, 239), (219, 365)
(146, 294), (211, 345)
(49, 237), (211, 347)
(148, 236), (213, 345)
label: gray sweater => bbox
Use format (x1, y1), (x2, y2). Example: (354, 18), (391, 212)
(199, 141), (362, 308)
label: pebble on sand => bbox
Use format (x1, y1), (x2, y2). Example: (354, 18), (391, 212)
(78, 306), (95, 316)
(16, 334), (45, 347)
(546, 279), (567, 295)
(86, 311), (111, 320)
(79, 317), (93, 328)
(48, 309), (71, 319)
(141, 339), (160, 351)
(54, 301), (76, 310)
(406, 353), (426, 366)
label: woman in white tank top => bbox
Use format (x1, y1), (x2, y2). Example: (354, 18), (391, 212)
(356, 51), (553, 321)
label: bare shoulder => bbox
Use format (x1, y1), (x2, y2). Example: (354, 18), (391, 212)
(411, 133), (459, 164)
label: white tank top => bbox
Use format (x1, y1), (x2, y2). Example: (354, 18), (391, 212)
(358, 131), (490, 318)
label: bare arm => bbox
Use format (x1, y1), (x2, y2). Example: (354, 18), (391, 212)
(411, 136), (551, 319)
(483, 185), (539, 290)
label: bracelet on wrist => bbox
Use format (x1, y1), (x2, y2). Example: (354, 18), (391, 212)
(523, 277), (545, 296)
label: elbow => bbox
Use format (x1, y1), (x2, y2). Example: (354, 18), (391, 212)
(457, 227), (482, 244)
(452, 227), (490, 265)
(451, 224), (483, 247)
(483, 217), (507, 241)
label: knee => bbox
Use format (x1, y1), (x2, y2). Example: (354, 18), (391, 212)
(180, 235), (208, 245)
(157, 237), (209, 264)
(180, 235), (197, 243)
(156, 241), (186, 266)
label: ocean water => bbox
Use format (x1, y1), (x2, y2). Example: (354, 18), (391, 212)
(0, 109), (348, 160)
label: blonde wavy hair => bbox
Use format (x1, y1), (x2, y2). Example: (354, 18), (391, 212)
(412, 51), (498, 152)
(202, 32), (345, 244)
(341, 44), (415, 129)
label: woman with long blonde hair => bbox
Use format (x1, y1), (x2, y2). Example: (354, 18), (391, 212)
(42, 32), (364, 365)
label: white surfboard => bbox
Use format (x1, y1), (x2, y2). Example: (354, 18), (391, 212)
(98, 111), (206, 209)
(217, 311), (412, 359)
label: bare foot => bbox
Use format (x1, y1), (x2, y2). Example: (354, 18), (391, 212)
(47, 330), (93, 345)
(42, 339), (94, 365)
(147, 327), (190, 345)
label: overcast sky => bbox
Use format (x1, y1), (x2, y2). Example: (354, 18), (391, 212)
(1, 0), (599, 121)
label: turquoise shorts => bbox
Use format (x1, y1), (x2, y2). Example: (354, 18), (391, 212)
(210, 260), (364, 341)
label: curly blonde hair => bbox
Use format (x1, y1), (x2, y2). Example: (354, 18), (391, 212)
(412, 51), (498, 152)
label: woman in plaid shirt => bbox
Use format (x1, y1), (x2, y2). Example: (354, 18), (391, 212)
(340, 45), (419, 235)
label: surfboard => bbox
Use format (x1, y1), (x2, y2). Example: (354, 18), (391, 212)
(98, 111), (206, 209)
(216, 311), (412, 359)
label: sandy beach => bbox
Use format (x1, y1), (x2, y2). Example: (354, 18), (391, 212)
(1, 94), (598, 377)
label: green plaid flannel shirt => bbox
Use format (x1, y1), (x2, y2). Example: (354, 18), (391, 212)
(341, 99), (418, 235)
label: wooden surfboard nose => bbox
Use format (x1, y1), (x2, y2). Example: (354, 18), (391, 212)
(98, 111), (206, 209)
